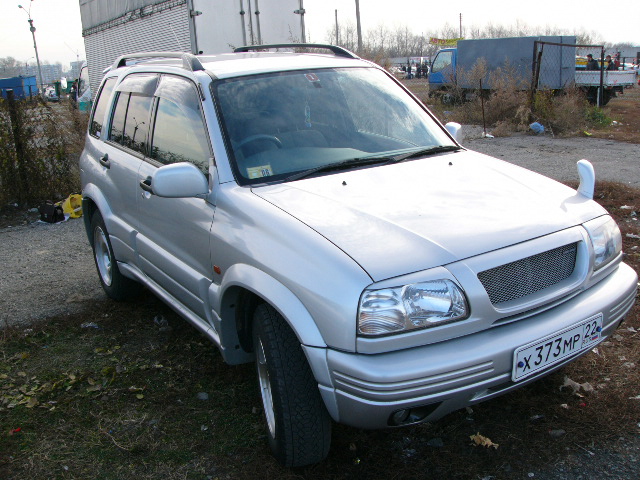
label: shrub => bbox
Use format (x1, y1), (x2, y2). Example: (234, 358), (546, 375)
(0, 97), (87, 206)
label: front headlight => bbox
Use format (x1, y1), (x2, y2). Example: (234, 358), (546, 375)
(358, 279), (468, 336)
(584, 215), (622, 270)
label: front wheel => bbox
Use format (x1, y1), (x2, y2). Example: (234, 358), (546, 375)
(91, 211), (141, 300)
(252, 303), (331, 467)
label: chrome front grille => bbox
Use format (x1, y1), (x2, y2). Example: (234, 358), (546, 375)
(478, 243), (578, 305)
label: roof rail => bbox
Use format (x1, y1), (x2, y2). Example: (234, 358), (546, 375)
(109, 52), (205, 72)
(234, 43), (359, 59)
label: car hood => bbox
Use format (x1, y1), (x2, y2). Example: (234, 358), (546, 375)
(253, 150), (605, 281)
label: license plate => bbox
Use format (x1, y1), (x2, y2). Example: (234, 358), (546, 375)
(512, 313), (603, 381)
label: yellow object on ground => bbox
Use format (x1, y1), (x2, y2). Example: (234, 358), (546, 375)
(60, 194), (83, 218)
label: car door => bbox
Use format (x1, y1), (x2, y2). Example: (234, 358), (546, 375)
(136, 74), (215, 323)
(86, 74), (156, 264)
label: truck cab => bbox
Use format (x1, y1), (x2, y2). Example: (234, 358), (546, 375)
(429, 47), (457, 91)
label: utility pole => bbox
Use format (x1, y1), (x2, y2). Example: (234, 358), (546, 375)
(294, 0), (306, 43)
(459, 13), (462, 38)
(246, 0), (255, 44)
(355, 0), (363, 54)
(254, 0), (262, 45)
(19, 2), (45, 98)
(335, 9), (339, 45)
(239, 0), (247, 46)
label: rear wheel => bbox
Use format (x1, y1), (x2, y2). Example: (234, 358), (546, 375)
(252, 303), (331, 467)
(91, 211), (141, 300)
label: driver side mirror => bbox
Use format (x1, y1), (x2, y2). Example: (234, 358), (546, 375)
(149, 162), (209, 198)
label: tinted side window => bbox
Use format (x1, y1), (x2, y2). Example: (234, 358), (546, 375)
(89, 77), (116, 138)
(108, 92), (153, 154)
(122, 94), (153, 154)
(109, 92), (129, 145)
(150, 76), (210, 171)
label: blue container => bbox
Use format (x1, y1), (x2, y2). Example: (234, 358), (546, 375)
(0, 76), (39, 99)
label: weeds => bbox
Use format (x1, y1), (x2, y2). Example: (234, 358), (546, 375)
(0, 98), (87, 207)
(418, 62), (613, 136)
(586, 105), (613, 127)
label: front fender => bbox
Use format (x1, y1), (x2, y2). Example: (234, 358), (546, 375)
(215, 263), (326, 347)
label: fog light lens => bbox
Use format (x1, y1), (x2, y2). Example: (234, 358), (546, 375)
(388, 403), (442, 426)
(390, 409), (410, 425)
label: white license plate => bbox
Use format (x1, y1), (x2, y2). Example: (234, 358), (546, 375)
(512, 313), (603, 381)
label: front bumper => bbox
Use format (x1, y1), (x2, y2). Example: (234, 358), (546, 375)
(305, 262), (637, 429)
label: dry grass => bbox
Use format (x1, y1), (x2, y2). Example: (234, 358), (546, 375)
(590, 86), (640, 143)
(407, 73), (638, 139)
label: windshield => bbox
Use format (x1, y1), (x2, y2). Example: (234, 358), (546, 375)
(214, 67), (456, 185)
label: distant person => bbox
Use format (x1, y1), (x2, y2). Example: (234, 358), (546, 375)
(69, 80), (78, 103)
(605, 55), (618, 71)
(585, 54), (599, 71)
(614, 52), (621, 69)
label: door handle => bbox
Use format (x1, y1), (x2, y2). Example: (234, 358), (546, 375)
(99, 153), (110, 168)
(139, 176), (153, 193)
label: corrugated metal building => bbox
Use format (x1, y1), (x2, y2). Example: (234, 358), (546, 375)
(80, 0), (304, 96)
(81, 0), (191, 96)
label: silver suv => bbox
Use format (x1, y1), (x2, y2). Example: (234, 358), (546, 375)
(80, 45), (637, 467)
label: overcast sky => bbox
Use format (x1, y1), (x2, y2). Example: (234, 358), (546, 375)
(0, 0), (638, 68)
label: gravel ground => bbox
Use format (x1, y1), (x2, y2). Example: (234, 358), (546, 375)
(1, 130), (639, 329)
(0, 217), (104, 328)
(463, 127), (640, 187)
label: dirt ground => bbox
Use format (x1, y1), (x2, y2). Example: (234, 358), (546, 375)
(591, 86), (640, 144)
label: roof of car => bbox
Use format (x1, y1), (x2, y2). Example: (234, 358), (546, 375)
(114, 49), (373, 80)
(201, 52), (371, 78)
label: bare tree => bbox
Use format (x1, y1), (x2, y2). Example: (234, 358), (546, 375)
(325, 20), (359, 53)
(0, 57), (23, 77)
(322, 19), (621, 63)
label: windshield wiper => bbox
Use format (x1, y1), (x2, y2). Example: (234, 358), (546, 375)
(282, 145), (461, 183)
(385, 145), (461, 164)
(283, 157), (390, 182)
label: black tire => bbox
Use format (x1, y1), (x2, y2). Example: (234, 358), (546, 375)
(90, 211), (141, 301)
(252, 303), (331, 467)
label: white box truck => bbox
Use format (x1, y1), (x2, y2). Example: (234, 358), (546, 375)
(80, 0), (305, 95)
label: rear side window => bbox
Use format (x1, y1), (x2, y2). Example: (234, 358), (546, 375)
(109, 93), (153, 154)
(108, 73), (155, 155)
(89, 77), (116, 138)
(109, 93), (129, 146)
(150, 76), (211, 172)
(122, 95), (153, 154)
